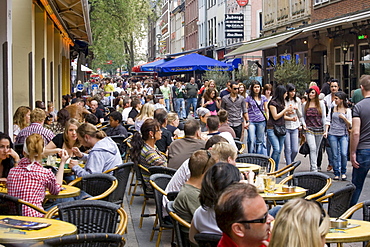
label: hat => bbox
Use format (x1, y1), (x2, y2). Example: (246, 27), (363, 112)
(196, 107), (210, 117)
(309, 85), (320, 96)
(35, 100), (46, 110)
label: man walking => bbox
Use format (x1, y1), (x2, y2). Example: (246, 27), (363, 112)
(185, 77), (198, 117)
(221, 81), (249, 139)
(350, 74), (370, 206)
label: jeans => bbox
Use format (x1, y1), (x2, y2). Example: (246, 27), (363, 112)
(164, 98), (170, 112)
(247, 121), (266, 154)
(328, 135), (348, 177)
(267, 129), (286, 171)
(231, 124), (243, 140)
(186, 98), (197, 117)
(284, 128), (299, 165)
(326, 141), (335, 169)
(350, 149), (370, 206)
(305, 132), (323, 172)
(175, 98), (186, 119)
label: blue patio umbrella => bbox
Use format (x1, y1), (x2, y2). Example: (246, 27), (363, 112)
(154, 53), (233, 73)
(141, 59), (171, 72)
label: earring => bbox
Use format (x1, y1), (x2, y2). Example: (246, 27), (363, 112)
(152, 136), (154, 139)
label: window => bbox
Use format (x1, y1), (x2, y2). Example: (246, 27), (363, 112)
(314, 0), (329, 4)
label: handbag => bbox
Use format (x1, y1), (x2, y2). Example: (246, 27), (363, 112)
(273, 125), (286, 136)
(299, 142), (310, 157)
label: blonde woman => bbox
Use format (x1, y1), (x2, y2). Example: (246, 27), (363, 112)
(269, 198), (330, 247)
(13, 106), (31, 141)
(134, 103), (155, 132)
(7, 134), (66, 217)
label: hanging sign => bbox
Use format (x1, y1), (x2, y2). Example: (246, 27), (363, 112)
(236, 0), (248, 6)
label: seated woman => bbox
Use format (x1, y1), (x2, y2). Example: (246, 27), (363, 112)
(189, 162), (240, 243)
(44, 118), (83, 157)
(69, 123), (122, 177)
(0, 132), (20, 182)
(131, 119), (167, 168)
(6, 133), (66, 217)
(166, 112), (182, 138)
(269, 198), (330, 247)
(134, 103), (155, 132)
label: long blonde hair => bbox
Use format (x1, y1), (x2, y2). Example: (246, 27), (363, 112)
(13, 106), (31, 130)
(136, 103), (155, 121)
(24, 133), (44, 162)
(269, 198), (330, 247)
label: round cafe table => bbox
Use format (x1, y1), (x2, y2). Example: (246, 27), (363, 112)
(259, 184), (307, 201)
(0, 215), (77, 244)
(0, 185), (80, 199)
(326, 219), (370, 245)
(236, 163), (261, 173)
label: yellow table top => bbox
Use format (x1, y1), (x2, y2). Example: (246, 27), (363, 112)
(326, 219), (370, 243)
(0, 215), (77, 244)
(236, 163), (261, 172)
(259, 184), (307, 200)
(0, 185), (80, 199)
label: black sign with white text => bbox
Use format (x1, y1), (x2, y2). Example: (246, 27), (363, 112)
(225, 14), (244, 39)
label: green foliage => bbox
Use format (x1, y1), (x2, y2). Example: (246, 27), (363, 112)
(89, 0), (152, 73)
(235, 64), (250, 83)
(203, 68), (231, 91)
(274, 58), (313, 94)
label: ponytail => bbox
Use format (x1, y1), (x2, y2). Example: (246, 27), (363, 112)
(130, 132), (144, 165)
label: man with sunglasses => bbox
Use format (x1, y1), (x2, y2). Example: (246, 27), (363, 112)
(215, 183), (273, 247)
(221, 81), (249, 139)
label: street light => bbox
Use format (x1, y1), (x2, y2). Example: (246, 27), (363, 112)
(156, 34), (162, 55)
(341, 41), (349, 62)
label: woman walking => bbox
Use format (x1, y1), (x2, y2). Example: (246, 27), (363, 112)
(302, 86), (326, 172)
(245, 81), (269, 154)
(284, 84), (303, 165)
(267, 85), (292, 170)
(324, 91), (351, 180)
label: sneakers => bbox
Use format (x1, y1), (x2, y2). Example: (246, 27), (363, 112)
(334, 176), (340, 180)
(341, 174), (347, 181)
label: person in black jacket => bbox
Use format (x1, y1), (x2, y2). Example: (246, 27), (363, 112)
(105, 111), (128, 137)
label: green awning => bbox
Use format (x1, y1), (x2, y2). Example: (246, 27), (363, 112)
(226, 31), (301, 57)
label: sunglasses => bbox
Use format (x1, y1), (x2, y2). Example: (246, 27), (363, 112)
(233, 87), (239, 90)
(237, 211), (268, 224)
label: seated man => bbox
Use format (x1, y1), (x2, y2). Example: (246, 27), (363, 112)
(206, 115), (237, 149)
(173, 150), (219, 227)
(215, 183), (274, 247)
(105, 111), (128, 137)
(15, 108), (55, 145)
(168, 119), (206, 169)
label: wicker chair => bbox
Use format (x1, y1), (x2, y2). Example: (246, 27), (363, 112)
(0, 193), (47, 216)
(40, 233), (125, 247)
(194, 233), (222, 247)
(236, 153), (275, 173)
(316, 183), (356, 218)
(234, 140), (246, 154)
(149, 173), (173, 247)
(104, 162), (134, 205)
(45, 200), (128, 236)
(267, 160), (301, 178)
(130, 164), (156, 228)
(279, 172), (332, 200)
(166, 201), (191, 247)
(68, 173), (118, 201)
(109, 135), (127, 156)
(148, 166), (177, 176)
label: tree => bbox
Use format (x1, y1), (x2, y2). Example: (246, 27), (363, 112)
(203, 68), (231, 91)
(89, 0), (152, 74)
(274, 58), (313, 94)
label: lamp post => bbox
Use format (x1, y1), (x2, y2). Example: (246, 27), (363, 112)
(341, 41), (350, 94)
(341, 41), (349, 63)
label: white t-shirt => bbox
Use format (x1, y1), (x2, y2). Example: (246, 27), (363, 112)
(193, 207), (222, 234)
(121, 107), (132, 122)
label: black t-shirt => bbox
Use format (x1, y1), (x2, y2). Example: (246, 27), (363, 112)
(51, 134), (86, 154)
(155, 127), (173, 153)
(321, 82), (330, 96)
(128, 108), (139, 120)
(105, 125), (128, 137)
(90, 109), (104, 119)
(166, 124), (177, 136)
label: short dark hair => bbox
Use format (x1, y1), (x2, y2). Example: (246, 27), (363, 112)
(230, 81), (238, 88)
(207, 115), (220, 132)
(131, 98), (141, 108)
(217, 109), (228, 123)
(85, 113), (99, 125)
(215, 183), (259, 235)
(109, 111), (123, 123)
(205, 135), (228, 150)
(184, 119), (200, 137)
(154, 108), (168, 125)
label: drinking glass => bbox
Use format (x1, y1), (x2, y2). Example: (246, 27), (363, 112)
(264, 176), (276, 194)
(259, 167), (267, 176)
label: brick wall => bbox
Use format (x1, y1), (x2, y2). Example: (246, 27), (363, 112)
(312, 0), (370, 23)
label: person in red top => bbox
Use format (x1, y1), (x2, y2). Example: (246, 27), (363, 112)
(7, 133), (66, 217)
(215, 183), (273, 247)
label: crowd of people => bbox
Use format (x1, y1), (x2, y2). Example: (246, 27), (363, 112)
(3, 73), (370, 247)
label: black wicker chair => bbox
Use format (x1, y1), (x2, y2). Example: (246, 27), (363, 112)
(41, 233), (125, 247)
(149, 173), (173, 247)
(279, 172), (332, 200)
(45, 200), (127, 235)
(148, 166), (177, 176)
(166, 201), (191, 247)
(104, 162), (134, 205)
(194, 233), (222, 247)
(317, 183), (356, 218)
(109, 135), (127, 156)
(68, 173), (118, 201)
(236, 153), (275, 173)
(0, 193), (47, 216)
(234, 140), (246, 154)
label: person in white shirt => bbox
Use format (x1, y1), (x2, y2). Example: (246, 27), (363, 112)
(206, 116), (237, 149)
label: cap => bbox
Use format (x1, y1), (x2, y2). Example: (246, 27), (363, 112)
(309, 85), (320, 96)
(35, 100), (46, 110)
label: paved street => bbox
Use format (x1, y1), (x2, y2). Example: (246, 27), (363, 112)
(122, 151), (370, 246)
